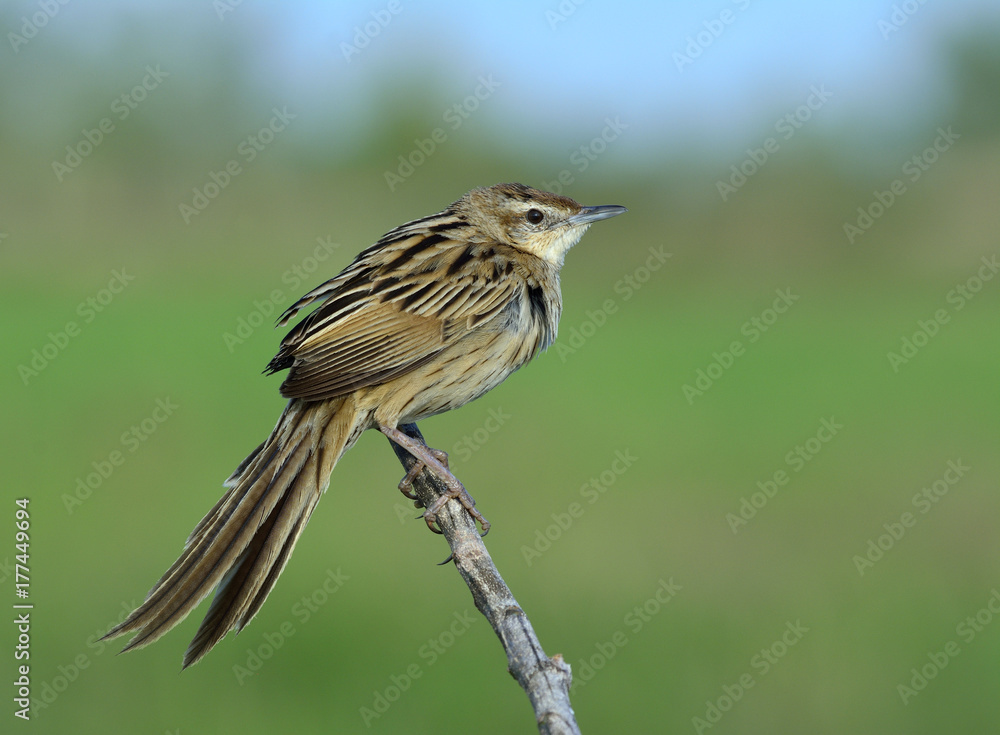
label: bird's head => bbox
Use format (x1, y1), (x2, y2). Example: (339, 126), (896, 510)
(458, 183), (627, 267)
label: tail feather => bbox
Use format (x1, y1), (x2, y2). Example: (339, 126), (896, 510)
(182, 454), (323, 668)
(112, 436), (309, 652)
(180, 438), (266, 549)
(102, 396), (365, 665)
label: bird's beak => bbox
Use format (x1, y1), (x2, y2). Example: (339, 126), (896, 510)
(565, 205), (628, 227)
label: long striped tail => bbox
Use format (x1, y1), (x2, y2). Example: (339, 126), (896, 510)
(102, 395), (366, 668)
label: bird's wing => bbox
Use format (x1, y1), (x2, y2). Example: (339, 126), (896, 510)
(268, 234), (519, 402)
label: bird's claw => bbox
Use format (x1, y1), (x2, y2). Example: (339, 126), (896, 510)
(422, 487), (490, 537)
(398, 448), (450, 501)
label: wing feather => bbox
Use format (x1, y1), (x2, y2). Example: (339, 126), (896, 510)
(268, 231), (522, 402)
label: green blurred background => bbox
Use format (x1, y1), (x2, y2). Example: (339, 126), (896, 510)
(3, 1), (999, 733)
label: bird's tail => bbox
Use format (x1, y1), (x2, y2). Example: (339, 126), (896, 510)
(102, 395), (368, 668)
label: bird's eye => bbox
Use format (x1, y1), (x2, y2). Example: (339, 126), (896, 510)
(525, 208), (544, 225)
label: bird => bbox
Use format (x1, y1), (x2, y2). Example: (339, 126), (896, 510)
(101, 182), (627, 668)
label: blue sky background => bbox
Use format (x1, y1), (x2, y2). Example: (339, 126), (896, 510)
(254, 0), (996, 155)
(8, 0), (999, 166)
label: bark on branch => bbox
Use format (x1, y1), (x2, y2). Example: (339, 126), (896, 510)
(387, 423), (581, 735)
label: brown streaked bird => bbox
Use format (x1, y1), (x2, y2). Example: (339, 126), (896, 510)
(102, 182), (626, 668)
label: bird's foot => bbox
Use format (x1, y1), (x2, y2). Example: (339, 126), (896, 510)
(381, 426), (490, 536)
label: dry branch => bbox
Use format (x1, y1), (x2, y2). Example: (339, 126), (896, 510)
(387, 423), (581, 735)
